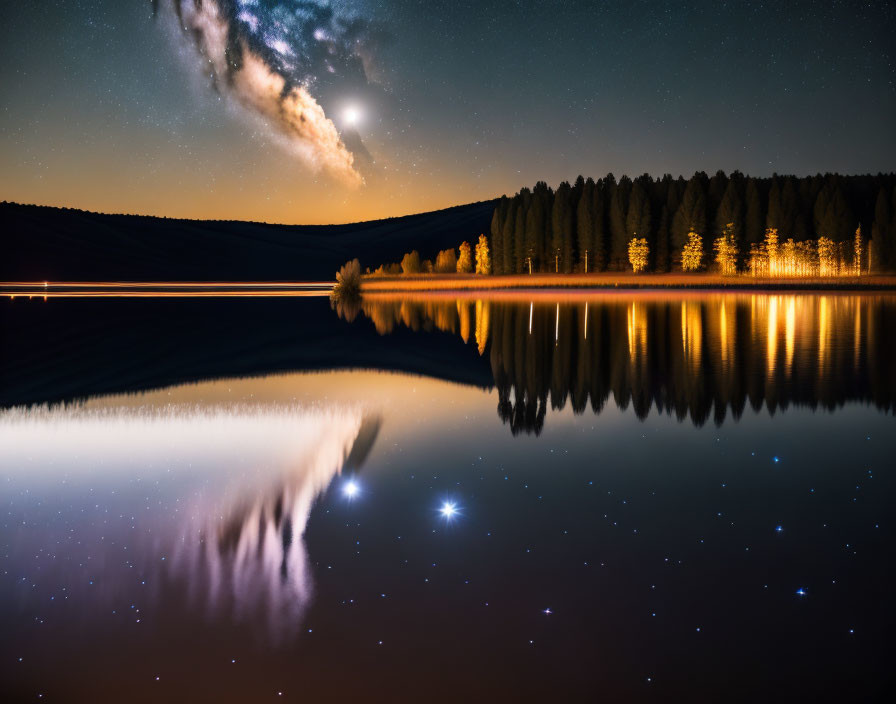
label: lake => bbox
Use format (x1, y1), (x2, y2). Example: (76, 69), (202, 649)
(1, 292), (894, 702)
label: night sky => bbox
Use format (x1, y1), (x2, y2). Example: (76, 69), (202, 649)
(1, 1), (894, 224)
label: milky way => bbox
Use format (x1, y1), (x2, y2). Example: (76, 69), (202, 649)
(160, 0), (380, 187)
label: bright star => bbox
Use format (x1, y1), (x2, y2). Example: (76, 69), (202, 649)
(343, 106), (361, 127)
(775, 526), (783, 533)
(439, 501), (458, 519)
(343, 480), (359, 499)
(796, 588), (807, 596)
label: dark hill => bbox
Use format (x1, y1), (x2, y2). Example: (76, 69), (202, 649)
(0, 200), (495, 281)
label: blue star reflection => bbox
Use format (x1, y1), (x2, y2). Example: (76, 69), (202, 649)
(343, 479), (360, 500)
(439, 501), (460, 521)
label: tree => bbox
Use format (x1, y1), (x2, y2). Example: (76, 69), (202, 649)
(592, 179), (608, 271)
(744, 178), (763, 246)
(715, 179), (744, 242)
(871, 186), (892, 269)
(609, 176), (631, 269)
(714, 224), (738, 275)
(672, 175), (707, 263)
(681, 231), (704, 272)
(628, 237), (649, 273)
(655, 205), (671, 273)
(625, 181), (651, 247)
(475, 234), (491, 274)
(490, 198), (506, 274)
(434, 248), (457, 273)
(551, 182), (574, 272)
(457, 241), (473, 273)
(513, 189), (530, 273)
(400, 250), (421, 275)
(499, 198), (515, 275)
(576, 178), (595, 271)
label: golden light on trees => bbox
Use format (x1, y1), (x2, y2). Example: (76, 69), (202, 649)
(713, 223), (738, 276)
(457, 241), (473, 273)
(681, 231), (704, 272)
(434, 248), (457, 273)
(475, 234), (492, 275)
(475, 299), (490, 354)
(628, 237), (649, 273)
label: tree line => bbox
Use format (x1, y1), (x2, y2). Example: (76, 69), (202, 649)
(489, 171), (896, 274)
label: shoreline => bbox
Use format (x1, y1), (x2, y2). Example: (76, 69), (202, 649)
(361, 272), (896, 293)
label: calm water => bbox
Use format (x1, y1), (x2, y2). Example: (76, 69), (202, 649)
(1, 292), (894, 702)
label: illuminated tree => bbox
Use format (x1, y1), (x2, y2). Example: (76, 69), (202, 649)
(672, 175), (707, 263)
(763, 228), (779, 276)
(434, 248), (457, 273)
(713, 224), (738, 275)
(457, 241), (473, 273)
(475, 234), (492, 275)
(628, 237), (649, 273)
(400, 250), (421, 275)
(817, 236), (836, 276)
(681, 231), (704, 272)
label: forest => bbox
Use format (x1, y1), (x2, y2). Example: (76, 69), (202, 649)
(487, 172), (896, 275)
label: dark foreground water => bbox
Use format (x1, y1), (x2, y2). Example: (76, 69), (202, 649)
(1, 293), (894, 702)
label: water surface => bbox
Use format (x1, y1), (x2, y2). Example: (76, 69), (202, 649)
(1, 292), (893, 702)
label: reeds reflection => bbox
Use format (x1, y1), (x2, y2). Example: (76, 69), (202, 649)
(343, 293), (896, 433)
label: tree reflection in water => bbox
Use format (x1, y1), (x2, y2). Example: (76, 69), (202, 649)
(342, 293), (896, 434)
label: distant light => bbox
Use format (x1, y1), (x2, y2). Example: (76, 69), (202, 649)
(440, 501), (458, 519)
(796, 588), (807, 597)
(343, 106), (361, 127)
(775, 526), (783, 533)
(543, 608), (552, 615)
(773, 456), (780, 463)
(343, 480), (359, 499)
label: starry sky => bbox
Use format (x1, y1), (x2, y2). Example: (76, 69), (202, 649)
(1, 1), (894, 224)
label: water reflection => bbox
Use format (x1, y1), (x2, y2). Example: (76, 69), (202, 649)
(0, 400), (380, 644)
(344, 293), (896, 433)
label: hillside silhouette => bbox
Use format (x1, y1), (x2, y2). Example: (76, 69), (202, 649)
(0, 201), (495, 281)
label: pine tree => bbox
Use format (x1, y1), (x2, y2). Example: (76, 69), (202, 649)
(871, 186), (892, 270)
(766, 176), (784, 233)
(655, 204), (671, 273)
(490, 198), (506, 275)
(576, 178), (595, 271)
(609, 176), (631, 269)
(715, 179), (743, 240)
(626, 181), (651, 245)
(500, 198), (516, 275)
(672, 175), (707, 264)
(524, 184), (548, 272)
(744, 178), (763, 246)
(551, 181), (573, 273)
(513, 189), (530, 273)
(592, 179), (608, 271)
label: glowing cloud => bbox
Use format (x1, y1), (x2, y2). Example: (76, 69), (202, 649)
(163, 0), (371, 187)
